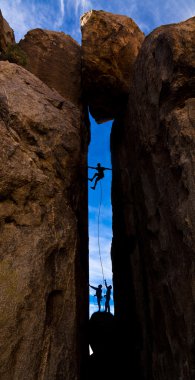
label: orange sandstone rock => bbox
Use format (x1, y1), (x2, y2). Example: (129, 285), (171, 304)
(81, 10), (144, 123)
(0, 61), (88, 380)
(19, 29), (81, 107)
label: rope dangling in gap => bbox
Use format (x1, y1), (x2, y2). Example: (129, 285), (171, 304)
(97, 180), (105, 283)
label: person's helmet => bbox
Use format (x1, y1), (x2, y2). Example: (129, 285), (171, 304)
(108, 285), (112, 289)
(98, 284), (102, 288)
(97, 163), (101, 167)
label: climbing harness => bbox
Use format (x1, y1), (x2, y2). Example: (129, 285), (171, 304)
(88, 164), (112, 190)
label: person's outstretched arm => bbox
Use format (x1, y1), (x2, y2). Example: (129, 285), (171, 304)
(89, 285), (97, 290)
(104, 280), (108, 288)
(88, 165), (112, 170)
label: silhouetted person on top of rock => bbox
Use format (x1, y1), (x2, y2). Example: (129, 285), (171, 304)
(104, 280), (112, 313)
(88, 163), (112, 190)
(89, 284), (102, 311)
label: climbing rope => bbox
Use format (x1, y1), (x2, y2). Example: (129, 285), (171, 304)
(97, 180), (105, 284)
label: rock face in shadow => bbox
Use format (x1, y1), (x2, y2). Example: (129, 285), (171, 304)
(88, 312), (118, 380)
(0, 61), (89, 380)
(19, 29), (82, 107)
(81, 10), (144, 123)
(88, 312), (140, 380)
(111, 17), (195, 380)
(0, 10), (15, 52)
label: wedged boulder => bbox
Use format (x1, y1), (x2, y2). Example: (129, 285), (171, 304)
(81, 10), (144, 123)
(0, 61), (88, 380)
(0, 10), (15, 52)
(19, 29), (81, 107)
(111, 17), (195, 380)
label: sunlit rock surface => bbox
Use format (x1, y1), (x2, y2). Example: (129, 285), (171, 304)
(111, 17), (195, 380)
(19, 29), (82, 107)
(0, 10), (15, 52)
(0, 61), (88, 380)
(81, 10), (144, 123)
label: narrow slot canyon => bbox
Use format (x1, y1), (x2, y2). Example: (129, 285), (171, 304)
(88, 116), (113, 317)
(0, 8), (194, 380)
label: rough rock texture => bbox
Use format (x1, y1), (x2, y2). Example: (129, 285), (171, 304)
(0, 61), (89, 380)
(81, 10), (144, 123)
(0, 10), (15, 52)
(111, 17), (195, 380)
(19, 29), (82, 107)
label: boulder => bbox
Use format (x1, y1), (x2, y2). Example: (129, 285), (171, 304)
(0, 10), (15, 52)
(111, 17), (195, 380)
(19, 29), (81, 107)
(81, 10), (144, 123)
(0, 61), (88, 380)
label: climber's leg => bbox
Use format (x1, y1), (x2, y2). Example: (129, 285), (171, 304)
(91, 176), (100, 190)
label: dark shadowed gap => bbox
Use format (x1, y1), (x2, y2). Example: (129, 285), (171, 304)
(88, 114), (114, 317)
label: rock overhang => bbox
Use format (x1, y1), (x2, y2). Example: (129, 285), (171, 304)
(81, 10), (145, 123)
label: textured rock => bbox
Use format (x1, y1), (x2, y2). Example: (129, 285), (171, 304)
(0, 61), (89, 380)
(19, 29), (81, 107)
(111, 17), (195, 380)
(81, 10), (144, 123)
(0, 10), (15, 52)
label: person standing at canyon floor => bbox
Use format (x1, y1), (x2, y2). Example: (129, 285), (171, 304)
(89, 284), (103, 311)
(104, 280), (112, 313)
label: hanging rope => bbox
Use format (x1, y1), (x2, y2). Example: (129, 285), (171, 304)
(97, 180), (105, 283)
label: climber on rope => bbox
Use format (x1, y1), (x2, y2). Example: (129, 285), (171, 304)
(104, 280), (112, 313)
(88, 163), (112, 190)
(89, 284), (103, 312)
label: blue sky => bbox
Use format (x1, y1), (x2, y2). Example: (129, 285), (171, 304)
(1, 0), (194, 315)
(1, 0), (195, 41)
(88, 118), (113, 314)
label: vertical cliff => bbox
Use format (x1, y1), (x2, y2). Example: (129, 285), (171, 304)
(18, 35), (90, 364)
(0, 60), (88, 380)
(0, 11), (90, 378)
(111, 17), (195, 380)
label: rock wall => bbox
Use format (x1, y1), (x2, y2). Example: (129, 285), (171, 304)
(111, 17), (195, 380)
(0, 61), (89, 380)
